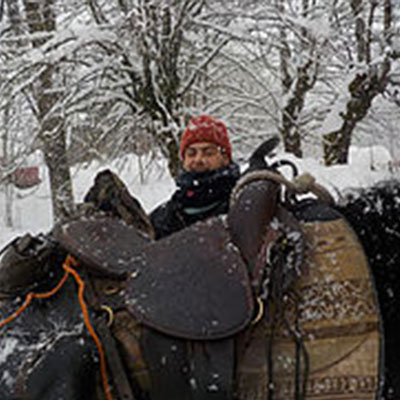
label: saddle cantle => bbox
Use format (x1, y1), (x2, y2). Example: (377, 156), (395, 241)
(54, 216), (254, 340)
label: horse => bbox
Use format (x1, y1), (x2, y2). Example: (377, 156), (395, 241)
(0, 147), (394, 400)
(335, 180), (400, 400)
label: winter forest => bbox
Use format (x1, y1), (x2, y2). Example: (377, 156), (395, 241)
(0, 0), (399, 224)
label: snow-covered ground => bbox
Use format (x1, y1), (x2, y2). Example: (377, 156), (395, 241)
(0, 145), (397, 249)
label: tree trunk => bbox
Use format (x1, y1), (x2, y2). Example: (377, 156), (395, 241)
(2, 105), (13, 228)
(323, 0), (392, 166)
(4, 182), (13, 228)
(166, 138), (180, 178)
(278, 0), (317, 158)
(323, 66), (390, 166)
(23, 0), (74, 222)
(280, 65), (314, 158)
(41, 111), (74, 221)
(153, 120), (181, 178)
(280, 61), (317, 158)
(351, 0), (367, 62)
(323, 123), (354, 166)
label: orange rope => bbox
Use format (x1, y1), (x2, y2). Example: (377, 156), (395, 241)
(0, 270), (69, 329)
(62, 256), (113, 400)
(0, 254), (113, 400)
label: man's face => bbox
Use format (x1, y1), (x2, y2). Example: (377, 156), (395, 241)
(183, 142), (229, 172)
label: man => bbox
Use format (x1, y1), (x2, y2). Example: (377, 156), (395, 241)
(150, 114), (240, 239)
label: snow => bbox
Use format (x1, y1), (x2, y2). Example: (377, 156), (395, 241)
(0, 337), (18, 365)
(0, 145), (397, 249)
(267, 145), (395, 195)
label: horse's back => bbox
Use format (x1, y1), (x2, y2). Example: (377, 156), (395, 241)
(0, 276), (98, 400)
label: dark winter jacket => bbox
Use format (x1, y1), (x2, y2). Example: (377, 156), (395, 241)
(150, 163), (240, 239)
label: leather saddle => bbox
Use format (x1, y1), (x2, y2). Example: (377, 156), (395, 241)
(53, 172), (303, 341)
(54, 216), (253, 340)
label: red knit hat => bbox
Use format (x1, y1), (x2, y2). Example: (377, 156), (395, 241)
(180, 115), (232, 161)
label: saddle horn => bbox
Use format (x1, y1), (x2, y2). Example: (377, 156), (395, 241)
(247, 136), (280, 172)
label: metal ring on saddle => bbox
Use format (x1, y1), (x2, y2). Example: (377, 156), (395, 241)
(251, 297), (264, 326)
(100, 305), (114, 327)
(104, 285), (120, 296)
